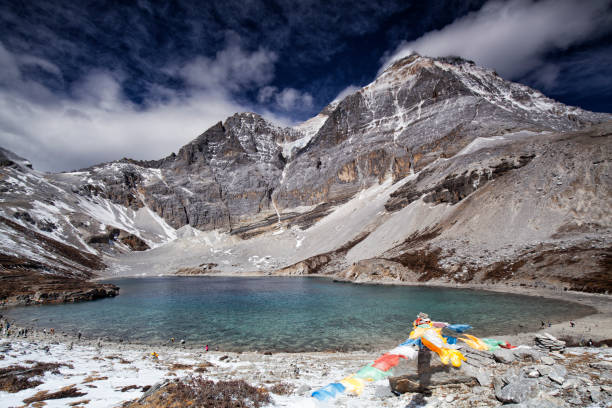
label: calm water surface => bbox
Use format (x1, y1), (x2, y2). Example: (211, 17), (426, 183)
(3, 277), (593, 351)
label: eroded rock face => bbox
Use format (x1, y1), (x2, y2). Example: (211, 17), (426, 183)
(273, 54), (607, 210)
(75, 113), (298, 232)
(62, 54), (610, 234)
(386, 154), (535, 211)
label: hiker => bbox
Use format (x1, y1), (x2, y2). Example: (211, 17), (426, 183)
(547, 321), (551, 327)
(570, 321), (575, 328)
(541, 320), (546, 329)
(205, 344), (209, 352)
(78, 332), (82, 340)
(171, 337), (175, 343)
(587, 338), (594, 347)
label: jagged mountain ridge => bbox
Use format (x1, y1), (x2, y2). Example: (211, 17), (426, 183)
(0, 53), (611, 294)
(274, 54), (607, 208)
(47, 54), (610, 236)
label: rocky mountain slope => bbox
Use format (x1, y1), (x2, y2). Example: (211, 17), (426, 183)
(1, 53), (611, 298)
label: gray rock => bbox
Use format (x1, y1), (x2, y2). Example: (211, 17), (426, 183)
(590, 361), (612, 370)
(601, 384), (612, 394)
(537, 365), (552, 377)
(495, 377), (539, 404)
(541, 356), (555, 365)
(548, 373), (564, 385)
(476, 369), (492, 387)
(549, 352), (565, 360)
(535, 334), (566, 353)
(567, 393), (583, 405)
(547, 365), (567, 386)
(296, 384), (311, 395)
(588, 385), (604, 403)
(561, 378), (580, 389)
(461, 363), (492, 387)
(513, 348), (543, 362)
(527, 370), (540, 378)
(493, 348), (516, 364)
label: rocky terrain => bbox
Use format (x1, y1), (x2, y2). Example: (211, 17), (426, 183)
(2, 302), (612, 407)
(0, 52), (611, 301)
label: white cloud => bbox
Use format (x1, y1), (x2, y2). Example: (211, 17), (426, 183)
(71, 71), (127, 111)
(275, 88), (313, 110)
(257, 86), (277, 104)
(178, 42), (277, 92)
(382, 0), (612, 84)
(257, 86), (313, 111)
(0, 39), (293, 172)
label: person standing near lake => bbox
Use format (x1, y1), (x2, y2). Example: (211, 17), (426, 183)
(205, 344), (209, 352)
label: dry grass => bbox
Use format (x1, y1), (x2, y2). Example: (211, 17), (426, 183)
(194, 361), (214, 373)
(23, 385), (86, 404)
(124, 377), (270, 408)
(268, 382), (293, 395)
(0, 362), (70, 393)
(105, 355), (132, 364)
(169, 363), (192, 370)
(68, 399), (90, 407)
(82, 375), (108, 384)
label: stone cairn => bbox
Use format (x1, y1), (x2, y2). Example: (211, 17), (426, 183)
(534, 333), (566, 353)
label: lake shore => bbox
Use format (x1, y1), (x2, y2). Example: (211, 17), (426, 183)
(1, 286), (611, 407)
(2, 275), (612, 407)
(1, 316), (612, 407)
(96, 271), (612, 346)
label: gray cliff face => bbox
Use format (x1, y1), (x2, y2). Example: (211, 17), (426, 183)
(72, 112), (301, 232)
(273, 54), (609, 209)
(154, 113), (290, 230)
(53, 54), (610, 234)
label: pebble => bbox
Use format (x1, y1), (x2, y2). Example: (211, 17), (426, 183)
(562, 378), (580, 389)
(540, 356), (554, 365)
(588, 386), (603, 403)
(527, 370), (539, 378)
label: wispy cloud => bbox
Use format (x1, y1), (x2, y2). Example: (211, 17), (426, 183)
(381, 0), (612, 87)
(257, 86), (314, 111)
(176, 34), (278, 92)
(0, 38), (291, 172)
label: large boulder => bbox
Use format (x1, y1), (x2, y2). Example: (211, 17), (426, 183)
(494, 375), (540, 404)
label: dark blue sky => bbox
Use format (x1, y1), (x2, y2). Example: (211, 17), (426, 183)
(0, 0), (611, 171)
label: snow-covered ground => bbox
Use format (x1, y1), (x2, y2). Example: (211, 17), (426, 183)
(0, 337), (402, 408)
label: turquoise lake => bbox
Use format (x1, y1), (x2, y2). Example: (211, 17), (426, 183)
(3, 277), (593, 351)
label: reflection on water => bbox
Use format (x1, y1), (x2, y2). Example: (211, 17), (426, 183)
(4, 277), (593, 351)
